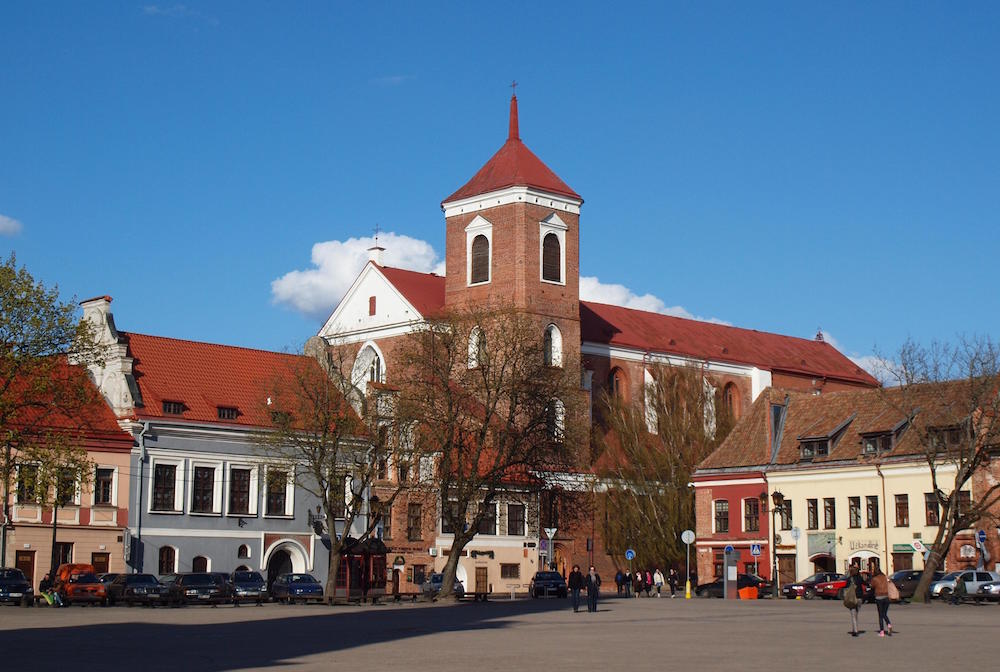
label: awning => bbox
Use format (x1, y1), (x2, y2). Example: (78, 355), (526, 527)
(892, 544), (915, 552)
(808, 552), (835, 561)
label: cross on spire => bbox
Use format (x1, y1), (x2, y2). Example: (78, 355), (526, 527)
(508, 82), (520, 141)
(373, 223), (381, 247)
(510, 80), (518, 96)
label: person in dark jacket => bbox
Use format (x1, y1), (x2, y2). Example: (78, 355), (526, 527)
(568, 565), (585, 612)
(871, 569), (892, 637)
(586, 566), (602, 612)
(632, 570), (643, 597)
(614, 570), (623, 596)
(847, 565), (864, 636)
(668, 568), (679, 598)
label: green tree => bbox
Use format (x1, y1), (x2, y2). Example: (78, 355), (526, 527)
(0, 253), (104, 565)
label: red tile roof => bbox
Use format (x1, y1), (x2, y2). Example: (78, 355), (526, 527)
(123, 333), (327, 428)
(377, 264), (446, 317)
(580, 301), (878, 386)
(376, 265), (875, 386)
(442, 96), (581, 204)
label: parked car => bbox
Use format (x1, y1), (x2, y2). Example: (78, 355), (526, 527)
(55, 564), (108, 606)
(271, 573), (325, 604)
(975, 580), (1000, 602)
(695, 574), (770, 598)
(930, 570), (1000, 599)
(231, 570), (268, 604)
(420, 573), (465, 598)
(107, 573), (172, 606)
(813, 572), (873, 602)
(97, 573), (120, 587)
(782, 573), (842, 599)
(528, 571), (567, 598)
(890, 570), (944, 600)
(0, 568), (34, 607)
(174, 572), (230, 605)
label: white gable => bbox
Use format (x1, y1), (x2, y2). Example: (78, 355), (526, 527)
(318, 264), (424, 343)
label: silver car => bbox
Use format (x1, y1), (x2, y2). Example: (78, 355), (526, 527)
(976, 581), (1000, 601)
(930, 570), (1000, 598)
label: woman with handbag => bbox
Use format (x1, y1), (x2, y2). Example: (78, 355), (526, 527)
(844, 565), (864, 636)
(871, 569), (893, 637)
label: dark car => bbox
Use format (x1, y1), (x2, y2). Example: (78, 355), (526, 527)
(0, 568), (34, 607)
(271, 573), (325, 604)
(529, 571), (568, 598)
(231, 570), (268, 605)
(696, 574), (770, 598)
(97, 573), (120, 587)
(108, 573), (172, 607)
(174, 572), (230, 606)
(890, 569), (944, 600)
(782, 572), (843, 600)
(421, 573), (465, 598)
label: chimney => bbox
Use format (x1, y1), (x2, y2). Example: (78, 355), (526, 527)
(367, 244), (385, 265)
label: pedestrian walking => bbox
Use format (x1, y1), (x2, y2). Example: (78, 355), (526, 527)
(870, 569), (893, 637)
(586, 566), (602, 612)
(632, 570), (643, 597)
(844, 565), (864, 636)
(645, 570), (653, 597)
(653, 569), (664, 597)
(568, 565), (585, 613)
(623, 571), (632, 598)
(668, 568), (679, 598)
(615, 570), (623, 596)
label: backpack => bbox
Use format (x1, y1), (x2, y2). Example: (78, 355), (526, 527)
(887, 581), (900, 601)
(843, 584), (859, 609)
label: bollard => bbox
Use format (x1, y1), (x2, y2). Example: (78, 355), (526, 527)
(685, 579), (691, 599)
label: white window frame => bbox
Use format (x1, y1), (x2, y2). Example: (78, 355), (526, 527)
(148, 457), (185, 514)
(351, 341), (386, 395)
(465, 215), (493, 286)
(14, 462), (41, 505)
(225, 463), (259, 517)
(506, 502), (526, 537)
(544, 324), (563, 368)
(189, 460), (224, 516)
(712, 498), (730, 534)
(159, 545), (179, 574)
(538, 213), (567, 286)
(90, 464), (119, 507)
(468, 326), (484, 369)
(263, 465), (295, 518)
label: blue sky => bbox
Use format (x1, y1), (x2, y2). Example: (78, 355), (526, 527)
(2, 2), (998, 370)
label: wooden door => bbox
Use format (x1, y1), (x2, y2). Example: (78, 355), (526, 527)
(475, 566), (488, 594)
(777, 555), (796, 588)
(891, 553), (912, 572)
(15, 550), (35, 585)
(92, 552), (110, 574)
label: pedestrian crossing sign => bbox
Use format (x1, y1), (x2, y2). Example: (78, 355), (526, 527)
(750, 544), (762, 556)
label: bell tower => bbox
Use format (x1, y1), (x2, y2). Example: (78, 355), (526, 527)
(440, 93), (583, 367)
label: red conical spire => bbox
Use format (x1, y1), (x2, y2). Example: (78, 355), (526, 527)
(508, 91), (519, 141)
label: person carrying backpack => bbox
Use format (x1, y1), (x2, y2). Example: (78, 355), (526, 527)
(844, 565), (864, 636)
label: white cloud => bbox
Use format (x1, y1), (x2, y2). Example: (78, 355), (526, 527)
(0, 214), (23, 236)
(580, 276), (730, 324)
(820, 331), (894, 383)
(272, 233), (443, 317)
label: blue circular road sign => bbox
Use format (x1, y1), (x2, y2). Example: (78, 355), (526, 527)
(978, 529), (987, 544)
(625, 549), (636, 561)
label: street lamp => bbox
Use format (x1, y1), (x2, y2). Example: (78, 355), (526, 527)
(770, 491), (785, 598)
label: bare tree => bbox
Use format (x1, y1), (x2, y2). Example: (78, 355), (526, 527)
(256, 341), (406, 602)
(394, 305), (584, 597)
(598, 363), (735, 569)
(1, 254), (104, 565)
(878, 337), (1000, 603)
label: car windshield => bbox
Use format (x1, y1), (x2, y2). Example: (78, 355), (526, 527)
(129, 575), (159, 585)
(289, 574), (317, 584)
(802, 574), (825, 583)
(234, 572), (263, 583)
(184, 573), (220, 586)
(535, 572), (562, 580)
(69, 573), (98, 583)
(0, 569), (25, 580)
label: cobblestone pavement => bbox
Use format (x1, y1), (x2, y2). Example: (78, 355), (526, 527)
(1, 595), (997, 671)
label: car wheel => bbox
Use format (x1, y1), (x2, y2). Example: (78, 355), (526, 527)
(940, 587), (953, 597)
(804, 589), (816, 600)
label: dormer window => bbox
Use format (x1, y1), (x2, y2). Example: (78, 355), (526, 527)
(163, 400), (185, 415)
(862, 434), (892, 455)
(800, 440), (828, 460)
(217, 406), (239, 421)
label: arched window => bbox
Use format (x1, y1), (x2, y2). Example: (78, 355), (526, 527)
(369, 354), (381, 383)
(545, 399), (565, 442)
(542, 233), (561, 282)
(543, 324), (562, 367)
(471, 234), (490, 284)
(468, 326), (486, 368)
(158, 546), (176, 575)
(352, 344), (385, 395)
(192, 556), (209, 573)
(723, 383), (741, 419)
(608, 367), (628, 401)
(237, 544), (250, 559)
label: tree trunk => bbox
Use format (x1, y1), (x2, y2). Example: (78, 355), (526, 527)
(911, 521), (954, 604)
(325, 543), (341, 605)
(439, 534), (472, 598)
(49, 504), (59, 575)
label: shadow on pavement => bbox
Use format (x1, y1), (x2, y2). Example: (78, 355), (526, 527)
(0, 599), (569, 671)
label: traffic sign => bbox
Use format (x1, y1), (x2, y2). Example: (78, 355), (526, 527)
(681, 530), (695, 545)
(750, 544), (762, 557)
(912, 540), (926, 553)
(978, 530), (987, 544)
(625, 548), (636, 561)
(724, 544), (734, 553)
(544, 527), (557, 540)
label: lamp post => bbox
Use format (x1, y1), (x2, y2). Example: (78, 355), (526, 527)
(770, 491), (784, 599)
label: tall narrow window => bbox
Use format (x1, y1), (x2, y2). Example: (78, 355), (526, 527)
(468, 327), (486, 368)
(546, 399), (565, 441)
(714, 500), (729, 533)
(866, 495), (879, 528)
(924, 493), (939, 525)
(94, 468), (114, 505)
(368, 296), (376, 316)
(807, 499), (819, 530)
(266, 470), (287, 516)
(780, 500), (793, 531)
(894, 494), (909, 527)
(471, 234), (490, 284)
(16, 464), (38, 503)
(229, 468), (251, 514)
(191, 556), (208, 573)
(542, 232), (561, 282)
(158, 546), (175, 574)
(508, 504), (526, 536)
(743, 498), (759, 532)
(407, 503), (423, 541)
(543, 324), (562, 367)
(609, 368), (627, 400)
(152, 464), (177, 512)
(192, 466), (214, 513)
(848, 497), (861, 528)
(723, 383), (741, 418)
(477, 502), (497, 535)
(824, 498), (836, 529)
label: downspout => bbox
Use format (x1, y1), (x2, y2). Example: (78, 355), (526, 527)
(135, 421), (150, 573)
(876, 462), (889, 573)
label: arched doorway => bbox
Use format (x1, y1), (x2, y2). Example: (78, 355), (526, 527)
(267, 550), (292, 590)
